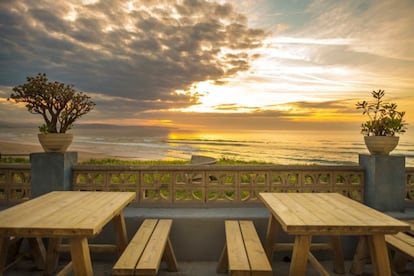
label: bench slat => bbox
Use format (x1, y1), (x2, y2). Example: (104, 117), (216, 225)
(239, 220), (272, 274)
(221, 220), (272, 276)
(112, 219), (158, 275)
(386, 232), (414, 259)
(136, 219), (173, 275)
(225, 220), (251, 274)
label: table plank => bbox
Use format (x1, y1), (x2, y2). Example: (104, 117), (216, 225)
(0, 191), (135, 276)
(0, 192), (136, 237)
(259, 193), (410, 235)
(259, 192), (411, 276)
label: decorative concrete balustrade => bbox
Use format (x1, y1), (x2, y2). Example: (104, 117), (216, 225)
(71, 164), (365, 207)
(1, 161), (367, 205)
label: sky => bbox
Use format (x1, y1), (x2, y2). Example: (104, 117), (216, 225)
(1, 0), (413, 134)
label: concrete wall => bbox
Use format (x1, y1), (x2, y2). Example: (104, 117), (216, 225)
(90, 207), (359, 262)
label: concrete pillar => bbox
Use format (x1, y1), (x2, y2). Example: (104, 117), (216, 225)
(30, 152), (78, 197)
(359, 154), (405, 212)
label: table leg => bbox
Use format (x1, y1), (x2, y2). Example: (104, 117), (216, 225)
(290, 235), (312, 276)
(350, 236), (370, 275)
(28, 238), (46, 270)
(330, 236), (345, 274)
(0, 236), (9, 276)
(264, 215), (278, 260)
(367, 234), (391, 276)
(70, 237), (93, 276)
(44, 238), (61, 275)
(113, 211), (128, 254)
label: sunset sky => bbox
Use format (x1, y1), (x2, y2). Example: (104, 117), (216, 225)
(1, 0), (413, 134)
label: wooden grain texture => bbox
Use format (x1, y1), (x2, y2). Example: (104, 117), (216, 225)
(225, 220), (250, 275)
(0, 191), (136, 237)
(112, 219), (177, 276)
(0, 191), (135, 276)
(112, 219), (157, 275)
(259, 193), (410, 235)
(136, 219), (172, 274)
(239, 220), (272, 276)
(385, 231), (414, 273)
(219, 220), (272, 276)
(386, 232), (414, 259)
(259, 192), (411, 276)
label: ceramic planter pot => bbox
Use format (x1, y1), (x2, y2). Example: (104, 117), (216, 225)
(364, 136), (399, 155)
(38, 133), (73, 152)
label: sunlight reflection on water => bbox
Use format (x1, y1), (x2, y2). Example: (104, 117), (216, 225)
(1, 128), (413, 166)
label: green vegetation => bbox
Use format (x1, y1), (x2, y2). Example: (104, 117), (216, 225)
(0, 156), (274, 165)
(80, 156), (274, 165)
(215, 156), (274, 165)
(80, 158), (189, 165)
(0, 157), (30, 163)
(9, 73), (95, 133)
(356, 89), (407, 136)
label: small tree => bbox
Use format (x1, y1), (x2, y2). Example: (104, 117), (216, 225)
(8, 73), (95, 133)
(356, 89), (407, 136)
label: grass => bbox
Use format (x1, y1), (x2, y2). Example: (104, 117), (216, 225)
(0, 156), (275, 165)
(0, 157), (30, 163)
(81, 156), (274, 165)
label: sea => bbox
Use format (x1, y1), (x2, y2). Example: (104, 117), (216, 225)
(1, 127), (414, 166)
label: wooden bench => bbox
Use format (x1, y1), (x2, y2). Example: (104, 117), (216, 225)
(386, 231), (414, 274)
(112, 219), (178, 276)
(217, 220), (272, 276)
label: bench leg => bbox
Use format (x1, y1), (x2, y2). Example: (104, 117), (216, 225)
(0, 236), (9, 276)
(164, 238), (178, 272)
(216, 244), (228, 273)
(393, 251), (408, 273)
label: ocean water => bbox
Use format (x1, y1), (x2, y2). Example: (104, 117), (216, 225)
(1, 127), (413, 166)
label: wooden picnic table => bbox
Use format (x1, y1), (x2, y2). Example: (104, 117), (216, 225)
(259, 192), (411, 276)
(0, 191), (135, 276)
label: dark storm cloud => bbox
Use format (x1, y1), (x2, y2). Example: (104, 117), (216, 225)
(0, 0), (266, 111)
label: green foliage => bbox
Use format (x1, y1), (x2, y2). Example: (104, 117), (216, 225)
(80, 158), (189, 165)
(9, 73), (95, 133)
(0, 157), (30, 163)
(216, 156), (274, 165)
(356, 89), (407, 136)
(80, 157), (274, 165)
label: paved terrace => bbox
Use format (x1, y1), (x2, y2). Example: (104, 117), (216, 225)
(3, 207), (414, 275)
(2, 153), (414, 275)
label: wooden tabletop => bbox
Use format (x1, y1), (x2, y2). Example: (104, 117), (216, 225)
(259, 192), (410, 235)
(0, 191), (136, 237)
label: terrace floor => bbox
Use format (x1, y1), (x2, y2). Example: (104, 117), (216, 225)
(4, 255), (414, 276)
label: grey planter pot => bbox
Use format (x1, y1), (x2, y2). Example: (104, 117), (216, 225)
(364, 136), (399, 155)
(38, 133), (74, 152)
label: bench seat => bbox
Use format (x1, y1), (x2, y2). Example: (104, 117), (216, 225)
(112, 219), (178, 276)
(386, 232), (414, 274)
(217, 220), (272, 276)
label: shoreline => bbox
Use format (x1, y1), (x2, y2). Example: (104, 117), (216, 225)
(0, 140), (112, 162)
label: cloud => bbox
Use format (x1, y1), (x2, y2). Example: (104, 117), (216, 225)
(0, 0), (267, 111)
(303, 0), (414, 62)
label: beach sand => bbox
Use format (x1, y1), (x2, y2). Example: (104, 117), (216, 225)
(0, 140), (111, 162)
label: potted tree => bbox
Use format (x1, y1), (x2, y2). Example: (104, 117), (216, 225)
(8, 73), (95, 152)
(356, 89), (407, 155)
